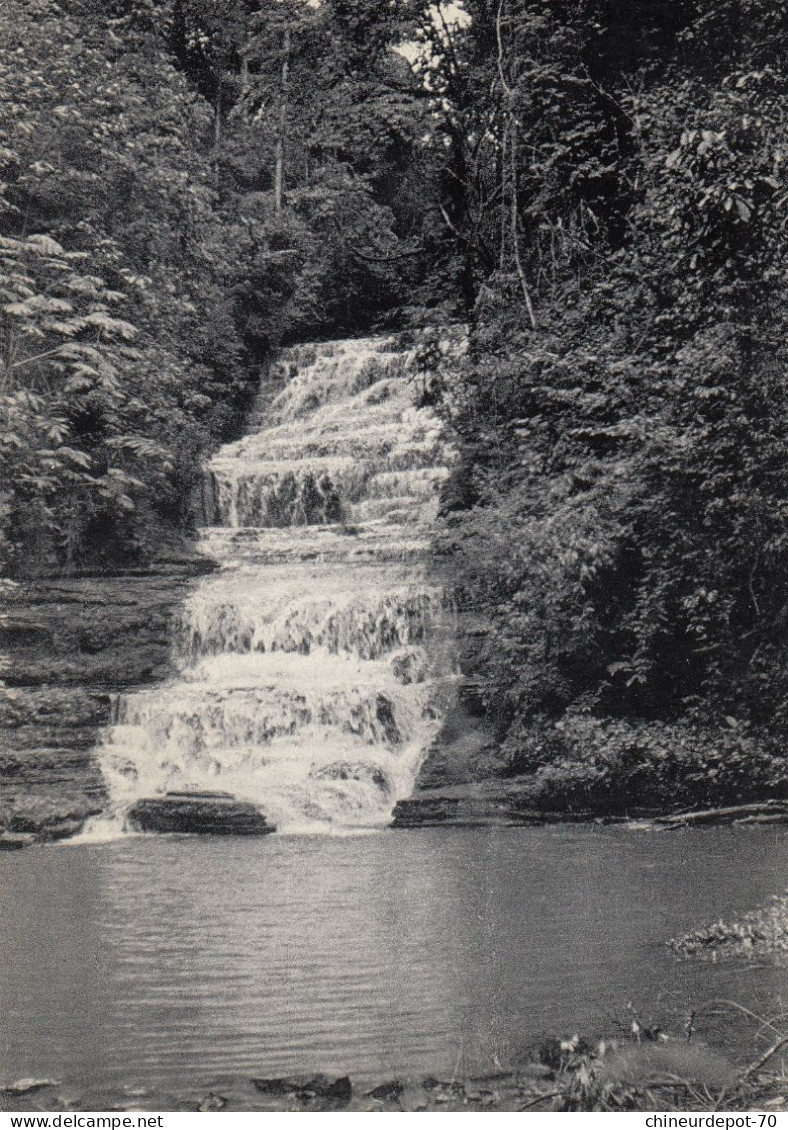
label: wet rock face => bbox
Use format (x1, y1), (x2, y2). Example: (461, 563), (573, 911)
(0, 560), (212, 841)
(126, 793), (275, 836)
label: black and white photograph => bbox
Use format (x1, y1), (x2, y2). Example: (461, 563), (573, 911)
(2, 0), (788, 1117)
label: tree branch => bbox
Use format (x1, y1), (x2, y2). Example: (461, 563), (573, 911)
(496, 0), (513, 98)
(10, 347), (67, 371)
(509, 123), (536, 329)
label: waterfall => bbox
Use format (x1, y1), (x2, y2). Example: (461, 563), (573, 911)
(94, 334), (461, 834)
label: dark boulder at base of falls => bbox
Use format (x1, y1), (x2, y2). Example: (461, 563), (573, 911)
(126, 792), (275, 836)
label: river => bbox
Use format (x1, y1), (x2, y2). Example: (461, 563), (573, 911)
(1, 825), (787, 1105)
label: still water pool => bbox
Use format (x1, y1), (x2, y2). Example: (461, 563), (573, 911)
(1, 825), (787, 1101)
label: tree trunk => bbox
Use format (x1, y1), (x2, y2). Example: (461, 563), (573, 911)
(509, 124), (536, 329)
(274, 26), (291, 215)
(499, 124), (507, 269)
(214, 55), (222, 152)
(214, 90), (222, 150)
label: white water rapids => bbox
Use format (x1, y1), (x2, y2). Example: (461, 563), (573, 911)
(93, 335), (460, 835)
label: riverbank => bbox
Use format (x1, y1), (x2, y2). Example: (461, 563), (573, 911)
(392, 785), (788, 830)
(0, 553), (214, 843)
(2, 1030), (786, 1113)
(394, 701), (788, 828)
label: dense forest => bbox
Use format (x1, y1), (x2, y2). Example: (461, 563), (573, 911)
(426, 0), (788, 807)
(0, 0), (439, 574)
(3, 0), (788, 805)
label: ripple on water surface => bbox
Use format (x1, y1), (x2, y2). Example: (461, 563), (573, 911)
(2, 824), (788, 1100)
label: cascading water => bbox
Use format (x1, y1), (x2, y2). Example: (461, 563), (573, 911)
(94, 335), (461, 834)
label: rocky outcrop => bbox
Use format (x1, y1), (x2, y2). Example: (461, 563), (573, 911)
(389, 640), (514, 826)
(391, 781), (597, 828)
(252, 1075), (352, 1103)
(126, 792), (275, 835)
(0, 556), (213, 842)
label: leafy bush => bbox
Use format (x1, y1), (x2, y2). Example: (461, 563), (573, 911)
(502, 715), (788, 814)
